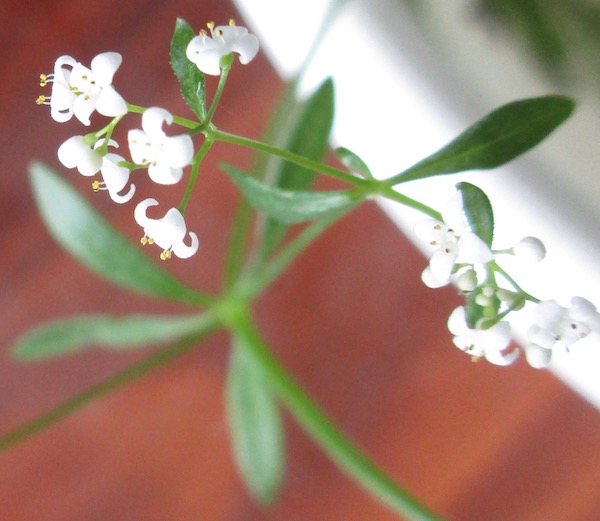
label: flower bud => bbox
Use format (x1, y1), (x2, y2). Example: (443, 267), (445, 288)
(512, 236), (546, 263)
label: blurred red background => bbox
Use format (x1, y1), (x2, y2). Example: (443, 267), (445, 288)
(1, 1), (599, 520)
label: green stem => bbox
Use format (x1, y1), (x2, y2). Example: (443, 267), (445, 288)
(179, 138), (214, 213)
(203, 60), (232, 127)
(0, 315), (219, 452)
(211, 129), (367, 187)
(228, 310), (445, 521)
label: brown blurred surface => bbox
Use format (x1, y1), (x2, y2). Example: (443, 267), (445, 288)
(1, 1), (600, 520)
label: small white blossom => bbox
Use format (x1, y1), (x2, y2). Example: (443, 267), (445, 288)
(525, 297), (600, 367)
(134, 199), (199, 260)
(57, 135), (103, 176)
(415, 192), (493, 288)
(37, 52), (127, 126)
(93, 150), (135, 204)
(512, 236), (546, 264)
(447, 306), (518, 365)
(186, 20), (259, 76)
(128, 107), (194, 185)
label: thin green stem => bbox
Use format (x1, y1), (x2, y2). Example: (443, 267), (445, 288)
(0, 314), (219, 452)
(203, 61), (232, 127)
(179, 138), (214, 213)
(237, 208), (351, 300)
(211, 129), (367, 187)
(227, 310), (445, 521)
(377, 185), (442, 220)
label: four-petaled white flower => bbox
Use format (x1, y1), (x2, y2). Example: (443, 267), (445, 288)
(57, 135), (103, 176)
(128, 107), (194, 185)
(186, 20), (259, 76)
(38, 52), (127, 126)
(447, 306), (518, 366)
(134, 198), (199, 260)
(93, 148), (135, 204)
(525, 297), (600, 367)
(414, 192), (493, 288)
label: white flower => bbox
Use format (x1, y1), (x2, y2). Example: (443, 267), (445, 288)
(186, 20), (259, 76)
(93, 150), (135, 204)
(134, 199), (199, 260)
(511, 236), (546, 264)
(525, 297), (600, 367)
(414, 192), (493, 288)
(447, 306), (518, 365)
(57, 135), (102, 176)
(128, 107), (194, 185)
(37, 52), (127, 126)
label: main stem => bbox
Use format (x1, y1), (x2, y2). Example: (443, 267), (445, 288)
(228, 308), (445, 521)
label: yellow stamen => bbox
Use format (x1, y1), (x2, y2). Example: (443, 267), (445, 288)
(91, 180), (100, 192)
(140, 236), (154, 246)
(229, 19), (236, 26)
(160, 249), (172, 261)
(216, 29), (223, 37)
(207, 21), (215, 30)
(200, 29), (207, 36)
(39, 74), (48, 87)
(35, 95), (46, 105)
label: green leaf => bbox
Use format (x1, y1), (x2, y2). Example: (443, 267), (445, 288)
(13, 313), (213, 360)
(456, 182), (495, 247)
(260, 78), (336, 255)
(335, 147), (373, 179)
(170, 18), (206, 119)
(227, 340), (284, 505)
(29, 162), (206, 306)
(391, 95), (575, 183)
(223, 165), (354, 224)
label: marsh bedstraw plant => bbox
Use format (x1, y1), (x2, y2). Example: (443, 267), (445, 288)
(6, 15), (597, 521)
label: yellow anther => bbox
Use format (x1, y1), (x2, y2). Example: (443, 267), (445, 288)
(39, 74), (48, 87)
(91, 180), (100, 192)
(35, 95), (46, 105)
(200, 29), (207, 36)
(229, 19), (236, 26)
(141, 236), (154, 246)
(216, 29), (223, 37)
(207, 21), (215, 30)
(160, 249), (172, 261)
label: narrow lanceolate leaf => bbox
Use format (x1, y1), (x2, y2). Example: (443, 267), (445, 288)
(335, 147), (374, 179)
(227, 340), (284, 505)
(13, 313), (214, 360)
(29, 162), (205, 305)
(170, 18), (206, 119)
(457, 182), (495, 248)
(391, 95), (575, 184)
(223, 165), (355, 224)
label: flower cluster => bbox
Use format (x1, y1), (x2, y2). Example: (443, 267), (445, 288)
(37, 22), (259, 259)
(415, 190), (599, 367)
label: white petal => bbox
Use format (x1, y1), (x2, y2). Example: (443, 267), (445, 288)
(72, 94), (97, 126)
(569, 297), (598, 321)
(57, 136), (86, 169)
(429, 248), (456, 285)
(90, 52), (122, 86)
(421, 266), (449, 288)
(187, 48), (222, 75)
(479, 321), (511, 351)
(151, 208), (187, 248)
(127, 129), (151, 164)
(485, 347), (519, 366)
(228, 29), (259, 64)
(142, 107), (172, 137)
(148, 163), (183, 185)
(524, 343), (552, 368)
(162, 135), (193, 168)
(457, 232), (493, 264)
(101, 153), (130, 192)
(441, 191), (467, 233)
(414, 219), (446, 244)
(533, 300), (564, 328)
(134, 198), (159, 228)
(172, 231), (199, 259)
(77, 148), (102, 176)
(95, 85), (127, 117)
(447, 306), (469, 336)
